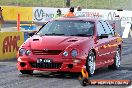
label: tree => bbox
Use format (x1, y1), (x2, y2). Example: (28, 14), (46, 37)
(65, 0), (70, 7)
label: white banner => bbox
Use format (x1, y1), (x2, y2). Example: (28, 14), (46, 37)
(33, 7), (68, 22)
(33, 7), (132, 27)
(75, 9), (132, 27)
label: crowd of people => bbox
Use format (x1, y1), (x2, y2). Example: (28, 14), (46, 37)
(55, 6), (82, 18)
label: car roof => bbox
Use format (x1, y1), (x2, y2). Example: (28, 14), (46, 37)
(53, 16), (99, 22)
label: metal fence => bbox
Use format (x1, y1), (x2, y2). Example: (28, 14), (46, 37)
(0, 0), (132, 10)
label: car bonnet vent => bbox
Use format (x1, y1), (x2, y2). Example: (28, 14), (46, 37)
(68, 40), (78, 42)
(33, 39), (39, 41)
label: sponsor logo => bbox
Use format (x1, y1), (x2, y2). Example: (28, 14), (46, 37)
(107, 11), (132, 21)
(34, 8), (54, 21)
(107, 12), (119, 20)
(34, 9), (44, 21)
(76, 11), (103, 19)
(3, 35), (20, 54)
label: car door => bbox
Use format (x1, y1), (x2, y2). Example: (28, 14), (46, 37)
(106, 21), (119, 60)
(101, 21), (117, 64)
(95, 21), (110, 67)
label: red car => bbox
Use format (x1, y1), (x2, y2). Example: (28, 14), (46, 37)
(17, 17), (122, 76)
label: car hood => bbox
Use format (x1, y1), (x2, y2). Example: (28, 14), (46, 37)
(23, 35), (91, 50)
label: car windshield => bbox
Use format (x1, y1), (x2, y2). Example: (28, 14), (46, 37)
(37, 20), (95, 37)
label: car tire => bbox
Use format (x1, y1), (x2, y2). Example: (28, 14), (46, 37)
(108, 48), (121, 70)
(86, 50), (96, 77)
(20, 70), (33, 74)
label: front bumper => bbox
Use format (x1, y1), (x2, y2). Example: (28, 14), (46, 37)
(17, 57), (86, 72)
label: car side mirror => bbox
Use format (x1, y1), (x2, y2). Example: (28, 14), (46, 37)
(28, 31), (36, 37)
(98, 34), (108, 39)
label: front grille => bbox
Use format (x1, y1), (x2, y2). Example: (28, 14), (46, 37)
(30, 62), (62, 69)
(32, 50), (62, 55)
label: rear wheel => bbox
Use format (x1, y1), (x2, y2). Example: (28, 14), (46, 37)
(108, 48), (121, 69)
(86, 50), (96, 77)
(20, 70), (33, 74)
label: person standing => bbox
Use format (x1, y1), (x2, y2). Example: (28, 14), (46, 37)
(54, 9), (62, 18)
(76, 6), (82, 16)
(64, 7), (75, 17)
(0, 7), (4, 31)
(77, 6), (82, 11)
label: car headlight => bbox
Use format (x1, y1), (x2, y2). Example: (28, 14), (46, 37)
(63, 51), (68, 56)
(19, 48), (26, 56)
(71, 49), (78, 57)
(25, 50), (31, 56)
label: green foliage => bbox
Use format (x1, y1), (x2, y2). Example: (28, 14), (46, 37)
(0, 0), (130, 9)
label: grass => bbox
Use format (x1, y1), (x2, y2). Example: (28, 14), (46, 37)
(0, 0), (131, 10)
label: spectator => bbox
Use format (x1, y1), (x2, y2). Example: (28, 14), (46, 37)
(0, 7), (4, 31)
(76, 6), (82, 16)
(64, 7), (75, 17)
(77, 6), (82, 11)
(54, 9), (62, 18)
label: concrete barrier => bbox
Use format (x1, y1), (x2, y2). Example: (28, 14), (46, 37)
(0, 31), (24, 60)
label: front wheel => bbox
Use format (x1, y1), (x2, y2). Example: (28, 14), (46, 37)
(86, 50), (96, 77)
(20, 70), (33, 74)
(108, 48), (121, 70)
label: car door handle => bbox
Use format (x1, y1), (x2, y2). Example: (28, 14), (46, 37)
(101, 44), (111, 49)
(101, 45), (107, 49)
(107, 44), (111, 47)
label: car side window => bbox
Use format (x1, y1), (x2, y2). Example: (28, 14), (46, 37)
(101, 21), (114, 36)
(97, 21), (106, 36)
(106, 22), (115, 36)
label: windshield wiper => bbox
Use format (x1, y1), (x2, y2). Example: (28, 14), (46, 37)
(45, 33), (65, 36)
(69, 34), (92, 37)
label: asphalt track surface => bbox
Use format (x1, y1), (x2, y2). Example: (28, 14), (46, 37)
(1, 24), (132, 88)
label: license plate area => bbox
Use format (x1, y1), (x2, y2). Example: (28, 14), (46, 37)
(37, 58), (52, 63)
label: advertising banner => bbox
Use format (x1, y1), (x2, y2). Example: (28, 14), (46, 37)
(33, 7), (132, 27)
(2, 6), (33, 21)
(0, 32), (24, 60)
(33, 7), (68, 22)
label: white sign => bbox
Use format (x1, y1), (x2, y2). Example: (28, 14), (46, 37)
(75, 9), (132, 27)
(33, 7), (132, 27)
(122, 23), (132, 38)
(33, 7), (68, 22)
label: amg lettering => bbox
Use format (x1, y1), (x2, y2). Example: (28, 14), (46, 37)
(3, 35), (20, 54)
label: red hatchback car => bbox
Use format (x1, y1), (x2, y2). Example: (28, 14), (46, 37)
(17, 17), (122, 76)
